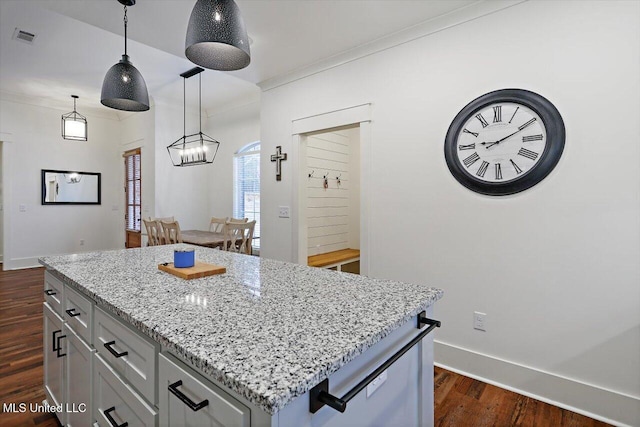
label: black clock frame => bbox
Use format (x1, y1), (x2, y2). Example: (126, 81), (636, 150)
(444, 89), (565, 196)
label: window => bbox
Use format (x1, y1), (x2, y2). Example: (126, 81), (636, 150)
(124, 148), (141, 232)
(234, 142), (260, 248)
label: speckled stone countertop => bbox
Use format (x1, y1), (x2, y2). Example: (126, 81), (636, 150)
(40, 245), (443, 415)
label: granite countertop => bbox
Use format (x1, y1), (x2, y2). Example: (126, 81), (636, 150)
(40, 245), (443, 415)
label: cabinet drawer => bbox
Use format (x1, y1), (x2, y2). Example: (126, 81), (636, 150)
(159, 353), (250, 427)
(64, 286), (93, 345)
(94, 306), (158, 404)
(44, 272), (64, 317)
(94, 354), (157, 427)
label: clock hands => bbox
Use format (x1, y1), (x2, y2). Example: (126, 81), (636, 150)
(483, 118), (537, 149)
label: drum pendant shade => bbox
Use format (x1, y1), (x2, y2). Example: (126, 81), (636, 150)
(185, 0), (251, 71)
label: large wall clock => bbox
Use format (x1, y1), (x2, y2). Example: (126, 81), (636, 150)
(444, 89), (565, 196)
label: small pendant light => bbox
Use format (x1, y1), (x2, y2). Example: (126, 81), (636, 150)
(61, 95), (87, 141)
(185, 0), (251, 71)
(101, 0), (149, 112)
(166, 67), (220, 167)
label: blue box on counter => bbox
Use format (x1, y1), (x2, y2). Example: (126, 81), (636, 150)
(174, 248), (195, 268)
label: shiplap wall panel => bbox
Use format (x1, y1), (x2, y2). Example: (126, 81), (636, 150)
(307, 130), (354, 255)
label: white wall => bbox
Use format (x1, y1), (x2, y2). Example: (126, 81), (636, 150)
(0, 98), (123, 269)
(205, 101), (260, 219)
(259, 1), (640, 424)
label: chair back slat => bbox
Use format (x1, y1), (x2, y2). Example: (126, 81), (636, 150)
(161, 220), (183, 244)
(143, 219), (163, 246)
(223, 220), (255, 255)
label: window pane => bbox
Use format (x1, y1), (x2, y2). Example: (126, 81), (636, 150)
(234, 144), (260, 247)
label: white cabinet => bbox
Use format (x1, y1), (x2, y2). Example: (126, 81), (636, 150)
(64, 285), (93, 345)
(94, 306), (158, 404)
(94, 354), (158, 427)
(159, 353), (250, 427)
(64, 324), (94, 427)
(43, 302), (66, 426)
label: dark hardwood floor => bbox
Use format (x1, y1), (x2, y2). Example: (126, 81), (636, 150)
(0, 265), (610, 427)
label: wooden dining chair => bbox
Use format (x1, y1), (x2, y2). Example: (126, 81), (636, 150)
(228, 217), (249, 224)
(161, 220), (183, 244)
(209, 216), (229, 233)
(223, 220), (255, 255)
(142, 219), (163, 246)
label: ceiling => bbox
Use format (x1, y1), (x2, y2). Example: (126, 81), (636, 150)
(0, 0), (477, 118)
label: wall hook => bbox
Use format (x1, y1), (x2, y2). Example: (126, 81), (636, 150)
(308, 170), (314, 179)
(323, 172), (329, 190)
(336, 174), (341, 186)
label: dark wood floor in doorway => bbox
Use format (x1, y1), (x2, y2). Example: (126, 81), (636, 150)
(0, 265), (610, 427)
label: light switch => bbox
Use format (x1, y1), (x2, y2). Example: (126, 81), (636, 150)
(19, 204), (26, 212)
(278, 206), (290, 218)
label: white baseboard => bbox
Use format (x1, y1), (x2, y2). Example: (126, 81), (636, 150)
(434, 341), (639, 427)
(4, 256), (42, 270)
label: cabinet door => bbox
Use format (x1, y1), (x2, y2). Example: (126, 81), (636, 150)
(43, 302), (66, 426)
(159, 353), (250, 427)
(65, 324), (94, 427)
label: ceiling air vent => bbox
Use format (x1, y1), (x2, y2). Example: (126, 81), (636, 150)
(12, 28), (36, 44)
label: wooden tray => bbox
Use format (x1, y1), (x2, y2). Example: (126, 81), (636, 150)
(158, 261), (226, 280)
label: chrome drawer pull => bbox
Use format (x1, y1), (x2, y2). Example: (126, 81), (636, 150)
(44, 289), (57, 296)
(168, 380), (209, 411)
(65, 308), (81, 317)
(104, 406), (128, 427)
(104, 341), (128, 358)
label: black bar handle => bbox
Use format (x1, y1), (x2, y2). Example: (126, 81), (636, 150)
(310, 312), (440, 414)
(56, 335), (66, 358)
(44, 289), (57, 296)
(52, 330), (62, 352)
(104, 406), (129, 427)
(104, 341), (129, 358)
(65, 308), (81, 317)
(168, 380), (209, 411)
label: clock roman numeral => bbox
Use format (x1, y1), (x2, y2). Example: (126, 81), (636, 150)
(522, 134), (543, 142)
(518, 118), (537, 131)
(493, 106), (502, 123)
(508, 106), (519, 124)
(510, 159), (523, 174)
(459, 143), (475, 150)
(463, 152), (480, 168)
(518, 148), (539, 160)
(476, 161), (489, 177)
(475, 113), (489, 128)
(495, 163), (502, 180)
(463, 128), (479, 137)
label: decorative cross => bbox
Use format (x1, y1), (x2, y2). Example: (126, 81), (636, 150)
(270, 145), (287, 181)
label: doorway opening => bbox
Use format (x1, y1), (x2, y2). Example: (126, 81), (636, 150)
(124, 148), (142, 248)
(304, 125), (360, 273)
(291, 103), (372, 275)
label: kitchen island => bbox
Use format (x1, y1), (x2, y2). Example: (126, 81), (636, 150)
(40, 245), (443, 427)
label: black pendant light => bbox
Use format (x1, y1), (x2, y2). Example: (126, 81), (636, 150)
(61, 95), (88, 141)
(185, 0), (251, 71)
(166, 67), (220, 167)
(101, 0), (149, 112)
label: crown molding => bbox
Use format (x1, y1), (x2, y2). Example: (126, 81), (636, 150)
(0, 90), (121, 121)
(257, 0), (526, 92)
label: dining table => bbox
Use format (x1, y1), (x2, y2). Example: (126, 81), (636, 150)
(180, 230), (226, 249)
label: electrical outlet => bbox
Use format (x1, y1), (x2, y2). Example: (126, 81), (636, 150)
(80, 239), (85, 246)
(473, 312), (486, 331)
(366, 370), (387, 398)
(278, 206), (290, 218)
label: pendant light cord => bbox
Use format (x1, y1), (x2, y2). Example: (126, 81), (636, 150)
(199, 73), (202, 133)
(123, 5), (128, 56)
(183, 77), (186, 143)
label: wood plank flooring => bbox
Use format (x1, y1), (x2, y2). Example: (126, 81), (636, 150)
(0, 265), (610, 427)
